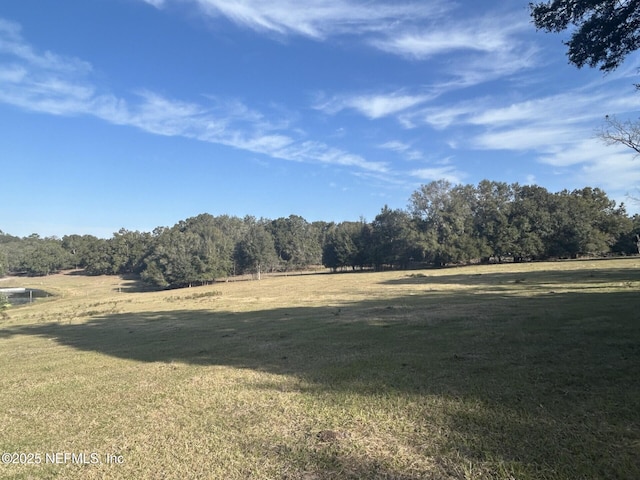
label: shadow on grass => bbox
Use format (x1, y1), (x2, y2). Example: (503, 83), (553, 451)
(115, 273), (162, 293)
(1, 289), (639, 478)
(383, 261), (640, 291)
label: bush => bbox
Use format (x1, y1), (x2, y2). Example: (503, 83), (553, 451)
(0, 293), (10, 309)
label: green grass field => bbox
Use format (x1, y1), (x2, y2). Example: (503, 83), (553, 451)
(1, 258), (639, 479)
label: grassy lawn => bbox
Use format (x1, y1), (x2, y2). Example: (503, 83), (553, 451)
(0, 258), (639, 479)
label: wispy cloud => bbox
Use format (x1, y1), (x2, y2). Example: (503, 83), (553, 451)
(159, 0), (450, 40)
(408, 84), (640, 135)
(371, 11), (538, 88)
(315, 90), (433, 119)
(144, 1), (539, 100)
(146, 0), (536, 86)
(378, 140), (423, 160)
(576, 148), (640, 193)
(0, 18), (388, 174)
(379, 140), (411, 152)
(371, 15), (527, 59)
(149, 0), (530, 88)
(0, 19), (92, 74)
(302, 9), (539, 124)
(419, 84), (640, 196)
(469, 89), (640, 153)
(141, 0), (166, 7)
(410, 165), (464, 184)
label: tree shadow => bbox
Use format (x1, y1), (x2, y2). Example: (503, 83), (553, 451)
(1, 289), (639, 478)
(114, 273), (162, 293)
(383, 262), (640, 292)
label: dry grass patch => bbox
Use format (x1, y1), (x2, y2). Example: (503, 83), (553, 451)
(1, 258), (639, 479)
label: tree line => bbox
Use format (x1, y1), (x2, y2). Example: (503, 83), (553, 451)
(1, 180), (639, 288)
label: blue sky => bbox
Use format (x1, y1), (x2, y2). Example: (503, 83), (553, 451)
(2, 0), (640, 238)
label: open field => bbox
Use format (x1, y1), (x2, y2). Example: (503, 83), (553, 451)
(1, 258), (639, 479)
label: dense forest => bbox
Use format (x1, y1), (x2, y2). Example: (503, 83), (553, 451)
(1, 180), (639, 288)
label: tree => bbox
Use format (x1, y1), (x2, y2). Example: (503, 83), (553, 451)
(510, 184), (554, 260)
(208, 215), (247, 277)
(234, 219), (278, 279)
(269, 215), (322, 270)
(322, 223), (357, 272)
(597, 116), (640, 203)
(0, 238), (25, 274)
(109, 229), (152, 275)
(473, 181), (518, 262)
(567, 187), (631, 254)
(0, 249), (6, 277)
(409, 181), (483, 266)
(531, 3), (640, 196)
(530, 0), (640, 72)
(370, 207), (420, 269)
(321, 221), (371, 272)
(144, 227), (200, 288)
(62, 234), (102, 270)
(142, 217), (223, 288)
(351, 220), (374, 270)
(612, 214), (640, 253)
(0, 231), (20, 244)
(181, 214), (236, 281)
(83, 238), (115, 275)
(19, 237), (72, 276)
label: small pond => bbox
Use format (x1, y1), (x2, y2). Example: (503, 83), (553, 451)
(0, 288), (51, 306)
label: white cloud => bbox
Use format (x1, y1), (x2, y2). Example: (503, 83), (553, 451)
(378, 140), (423, 160)
(371, 12), (537, 86)
(0, 65), (27, 83)
(539, 139), (640, 204)
(0, 19), (91, 74)
(469, 91), (640, 127)
(468, 88), (640, 154)
(422, 85), (640, 199)
(349, 93), (430, 119)
(473, 126), (579, 153)
(373, 20), (519, 59)
(537, 138), (612, 167)
(169, 0), (530, 89)
(409, 84), (640, 150)
(410, 166), (463, 184)
(0, 18), (388, 175)
(379, 140), (410, 152)
(277, 141), (388, 173)
(141, 0), (166, 7)
(315, 91), (432, 119)
(537, 138), (640, 194)
(580, 154), (640, 193)
(451, 45), (539, 87)
(148, 2), (538, 95)
(184, 0), (449, 39)
(406, 100), (482, 130)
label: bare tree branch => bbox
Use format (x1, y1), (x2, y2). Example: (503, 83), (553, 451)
(598, 115), (640, 155)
